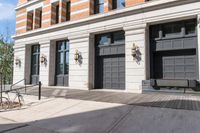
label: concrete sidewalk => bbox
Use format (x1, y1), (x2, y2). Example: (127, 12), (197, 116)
(1, 94), (200, 133)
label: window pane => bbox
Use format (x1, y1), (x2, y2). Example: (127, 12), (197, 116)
(118, 0), (125, 8)
(66, 41), (70, 50)
(60, 53), (64, 64)
(58, 42), (64, 50)
(163, 22), (182, 37)
(32, 55), (37, 64)
(94, 0), (104, 14)
(185, 20), (196, 35)
(99, 4), (104, 13)
(98, 34), (110, 45)
(57, 64), (64, 74)
(113, 31), (125, 44)
(66, 1), (70, 21)
(113, 0), (125, 9)
(32, 65), (37, 75)
(65, 52), (69, 74)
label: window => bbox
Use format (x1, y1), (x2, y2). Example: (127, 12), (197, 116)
(31, 45), (40, 75)
(97, 34), (111, 45)
(66, 1), (71, 21)
(38, 9), (42, 28)
(185, 19), (196, 35)
(34, 8), (42, 29)
(55, 4), (59, 24)
(96, 31), (125, 46)
(94, 0), (104, 14)
(56, 40), (70, 75)
(113, 31), (125, 44)
(27, 11), (34, 31)
(112, 0), (125, 9)
(163, 21), (182, 37)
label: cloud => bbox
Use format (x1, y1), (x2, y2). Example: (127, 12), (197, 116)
(0, 2), (16, 20)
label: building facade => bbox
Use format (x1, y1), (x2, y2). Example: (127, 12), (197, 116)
(13, 0), (200, 93)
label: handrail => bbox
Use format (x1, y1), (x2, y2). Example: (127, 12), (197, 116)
(2, 83), (38, 93)
(10, 78), (25, 90)
(10, 78), (26, 93)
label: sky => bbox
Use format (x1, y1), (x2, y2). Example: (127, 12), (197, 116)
(0, 0), (18, 42)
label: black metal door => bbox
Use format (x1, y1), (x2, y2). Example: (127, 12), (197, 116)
(150, 19), (198, 80)
(31, 45), (40, 84)
(95, 31), (125, 90)
(55, 40), (69, 86)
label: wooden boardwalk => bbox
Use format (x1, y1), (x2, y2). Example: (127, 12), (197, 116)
(26, 87), (200, 111)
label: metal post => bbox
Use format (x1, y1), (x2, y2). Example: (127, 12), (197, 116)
(0, 73), (2, 103)
(38, 81), (41, 100)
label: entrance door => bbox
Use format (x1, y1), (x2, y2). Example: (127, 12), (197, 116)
(31, 45), (40, 84)
(55, 40), (69, 86)
(95, 31), (125, 90)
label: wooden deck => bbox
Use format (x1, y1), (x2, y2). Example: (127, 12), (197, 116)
(26, 87), (200, 111)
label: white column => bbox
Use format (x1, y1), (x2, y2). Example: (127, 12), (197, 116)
(124, 24), (147, 93)
(24, 45), (31, 84)
(88, 34), (95, 89)
(39, 40), (51, 86)
(197, 14), (200, 80)
(68, 33), (90, 90)
(48, 41), (56, 86)
(13, 44), (26, 85)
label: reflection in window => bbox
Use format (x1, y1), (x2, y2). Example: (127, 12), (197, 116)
(96, 31), (125, 46)
(94, 0), (104, 14)
(56, 40), (70, 75)
(112, 0), (125, 9)
(98, 34), (111, 45)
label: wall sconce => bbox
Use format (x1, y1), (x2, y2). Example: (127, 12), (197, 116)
(131, 43), (139, 60)
(40, 54), (47, 64)
(15, 57), (21, 66)
(74, 49), (80, 63)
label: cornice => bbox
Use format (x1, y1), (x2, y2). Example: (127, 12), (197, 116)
(16, 0), (45, 11)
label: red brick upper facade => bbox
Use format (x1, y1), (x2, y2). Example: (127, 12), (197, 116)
(16, 0), (146, 35)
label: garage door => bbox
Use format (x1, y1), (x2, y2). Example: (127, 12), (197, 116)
(150, 19), (198, 80)
(153, 50), (197, 80)
(95, 31), (125, 90)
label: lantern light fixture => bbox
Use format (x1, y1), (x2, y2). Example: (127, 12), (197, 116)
(15, 57), (21, 66)
(74, 49), (80, 63)
(40, 54), (47, 64)
(131, 43), (139, 59)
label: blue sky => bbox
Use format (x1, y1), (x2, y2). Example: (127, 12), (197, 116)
(0, 0), (18, 42)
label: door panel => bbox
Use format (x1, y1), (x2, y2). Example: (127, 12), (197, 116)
(55, 40), (69, 86)
(31, 45), (40, 84)
(96, 55), (125, 90)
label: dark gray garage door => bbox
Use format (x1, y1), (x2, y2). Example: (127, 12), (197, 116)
(153, 50), (197, 80)
(150, 19), (198, 80)
(95, 31), (125, 90)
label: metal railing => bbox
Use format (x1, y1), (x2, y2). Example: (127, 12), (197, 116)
(1, 75), (42, 110)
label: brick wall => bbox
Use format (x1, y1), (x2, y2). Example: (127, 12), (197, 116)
(16, 0), (146, 35)
(126, 0), (145, 7)
(70, 0), (91, 21)
(16, 8), (27, 34)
